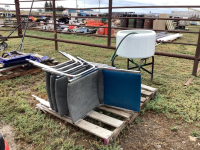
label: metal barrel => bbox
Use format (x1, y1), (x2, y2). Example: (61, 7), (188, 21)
(120, 18), (128, 27)
(144, 19), (154, 29)
(136, 15), (145, 28)
(128, 14), (137, 28)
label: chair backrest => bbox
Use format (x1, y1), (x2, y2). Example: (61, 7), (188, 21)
(102, 69), (141, 112)
(67, 71), (100, 123)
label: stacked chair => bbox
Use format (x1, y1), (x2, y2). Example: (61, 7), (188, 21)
(27, 51), (142, 123)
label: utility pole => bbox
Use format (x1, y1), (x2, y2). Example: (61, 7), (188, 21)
(98, 0), (101, 13)
(76, 0), (77, 12)
(84, 2), (85, 8)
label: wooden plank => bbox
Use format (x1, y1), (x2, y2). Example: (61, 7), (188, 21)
(0, 68), (41, 81)
(75, 119), (113, 139)
(36, 103), (73, 124)
(184, 77), (194, 86)
(0, 64), (23, 73)
(129, 112), (139, 124)
(141, 97), (147, 103)
(100, 104), (134, 113)
(141, 84), (157, 92)
(88, 110), (124, 128)
(141, 90), (152, 96)
(140, 96), (151, 109)
(98, 106), (132, 119)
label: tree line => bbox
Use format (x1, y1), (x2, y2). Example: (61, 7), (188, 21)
(44, 1), (64, 12)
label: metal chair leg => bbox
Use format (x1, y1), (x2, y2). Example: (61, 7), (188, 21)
(151, 56), (154, 80)
(127, 59), (129, 70)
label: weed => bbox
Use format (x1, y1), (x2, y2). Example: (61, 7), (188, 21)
(170, 126), (178, 131)
(191, 130), (199, 137)
(135, 117), (144, 124)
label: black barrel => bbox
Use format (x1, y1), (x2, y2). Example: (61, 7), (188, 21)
(128, 14), (137, 28)
(120, 13), (128, 27)
(136, 15), (144, 28)
(120, 19), (128, 27)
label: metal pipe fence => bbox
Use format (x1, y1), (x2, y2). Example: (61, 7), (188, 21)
(1, 1), (200, 76)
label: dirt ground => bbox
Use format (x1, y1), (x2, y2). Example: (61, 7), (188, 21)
(119, 112), (200, 150)
(1, 111), (200, 150)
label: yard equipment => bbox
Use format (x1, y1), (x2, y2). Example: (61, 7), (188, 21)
(0, 51), (50, 68)
(0, 20), (25, 51)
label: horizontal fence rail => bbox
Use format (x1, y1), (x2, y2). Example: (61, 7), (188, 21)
(1, 0), (200, 76)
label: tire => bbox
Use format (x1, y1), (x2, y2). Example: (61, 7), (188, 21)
(3, 42), (7, 48)
(0, 44), (5, 51)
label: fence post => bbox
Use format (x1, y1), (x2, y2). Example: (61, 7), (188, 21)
(52, 0), (58, 50)
(192, 31), (200, 76)
(15, 0), (22, 37)
(107, 0), (112, 47)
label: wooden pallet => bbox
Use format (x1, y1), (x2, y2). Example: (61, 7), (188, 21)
(0, 67), (42, 82)
(36, 84), (157, 145)
(166, 20), (175, 30)
(0, 61), (58, 82)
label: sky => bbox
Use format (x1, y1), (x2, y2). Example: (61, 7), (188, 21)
(1, 0), (200, 14)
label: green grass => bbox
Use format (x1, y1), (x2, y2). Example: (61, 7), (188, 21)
(191, 129), (199, 137)
(0, 26), (200, 149)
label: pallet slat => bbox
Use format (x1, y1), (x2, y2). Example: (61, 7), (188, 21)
(141, 84), (157, 92)
(98, 106), (132, 118)
(141, 90), (152, 96)
(0, 68), (42, 81)
(141, 97), (147, 103)
(75, 119), (113, 139)
(88, 110), (124, 128)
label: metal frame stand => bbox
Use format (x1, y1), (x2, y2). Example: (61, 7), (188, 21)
(127, 56), (154, 80)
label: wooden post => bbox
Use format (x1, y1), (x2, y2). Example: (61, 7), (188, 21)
(52, 0), (58, 50)
(15, 0), (22, 37)
(107, 0), (112, 47)
(192, 31), (200, 76)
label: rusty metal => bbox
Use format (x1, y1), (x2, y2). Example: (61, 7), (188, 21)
(192, 31), (200, 76)
(19, 5), (200, 10)
(0, 10), (16, 12)
(156, 41), (197, 46)
(113, 17), (200, 21)
(112, 5), (200, 8)
(113, 27), (200, 34)
(52, 0), (58, 50)
(15, 0), (22, 36)
(20, 7), (109, 9)
(0, 30), (16, 31)
(0, 36), (20, 39)
(9, 0), (200, 77)
(20, 28), (115, 38)
(0, 3), (15, 5)
(19, 0), (64, 2)
(107, 0), (112, 47)
(155, 52), (195, 60)
(0, 17), (16, 18)
(23, 34), (115, 49)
